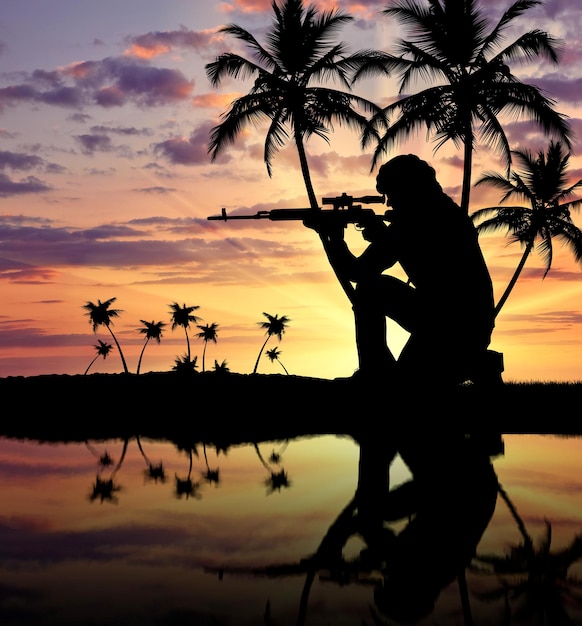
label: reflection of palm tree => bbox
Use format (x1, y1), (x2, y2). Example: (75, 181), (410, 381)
(196, 322), (219, 373)
(357, 0), (572, 214)
(82, 297), (129, 374)
(474, 521), (582, 624)
(205, 0), (383, 212)
(83, 339), (112, 375)
(169, 302), (201, 361)
(253, 313), (290, 374)
(175, 446), (201, 500)
(202, 443), (220, 486)
(472, 140), (582, 317)
(85, 441), (114, 470)
(136, 434), (166, 483)
(253, 442), (291, 494)
(89, 475), (121, 504)
(136, 320), (166, 375)
(266, 347), (289, 375)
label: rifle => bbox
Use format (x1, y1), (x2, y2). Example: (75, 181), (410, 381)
(207, 193), (389, 306)
(207, 193), (390, 227)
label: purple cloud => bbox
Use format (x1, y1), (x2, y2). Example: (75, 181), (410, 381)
(125, 27), (216, 57)
(153, 124), (212, 166)
(0, 56), (194, 113)
(0, 173), (51, 197)
(74, 133), (113, 155)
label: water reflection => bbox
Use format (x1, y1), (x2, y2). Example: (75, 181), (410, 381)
(1, 433), (582, 625)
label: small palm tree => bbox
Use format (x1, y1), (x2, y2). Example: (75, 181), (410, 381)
(169, 302), (201, 361)
(82, 297), (129, 374)
(196, 322), (219, 373)
(213, 359), (230, 374)
(83, 339), (112, 375)
(205, 0), (383, 212)
(472, 140), (582, 316)
(172, 354), (199, 376)
(253, 312), (290, 374)
(266, 347), (289, 375)
(136, 320), (166, 375)
(356, 0), (572, 213)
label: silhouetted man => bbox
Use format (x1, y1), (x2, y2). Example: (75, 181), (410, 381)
(307, 154), (495, 384)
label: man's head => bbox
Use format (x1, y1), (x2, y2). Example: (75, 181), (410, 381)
(376, 154), (442, 208)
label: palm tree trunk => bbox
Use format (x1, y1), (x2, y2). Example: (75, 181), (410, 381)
(461, 126), (474, 214)
(494, 243), (533, 318)
(277, 360), (289, 375)
(136, 339), (149, 375)
(107, 326), (130, 374)
(83, 355), (99, 375)
(294, 133), (357, 305)
(253, 336), (271, 374)
(184, 328), (191, 361)
(202, 341), (207, 372)
(294, 130), (318, 211)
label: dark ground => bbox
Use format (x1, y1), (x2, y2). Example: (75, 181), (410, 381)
(2, 372), (581, 446)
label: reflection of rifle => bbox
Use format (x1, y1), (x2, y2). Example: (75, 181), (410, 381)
(207, 193), (390, 228)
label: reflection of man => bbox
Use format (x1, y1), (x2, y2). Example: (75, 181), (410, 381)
(307, 154), (495, 384)
(365, 434), (499, 623)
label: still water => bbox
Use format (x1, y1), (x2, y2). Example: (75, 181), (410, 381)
(2, 433), (582, 626)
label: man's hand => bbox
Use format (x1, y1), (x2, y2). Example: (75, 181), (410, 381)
(361, 218), (389, 243)
(303, 213), (345, 240)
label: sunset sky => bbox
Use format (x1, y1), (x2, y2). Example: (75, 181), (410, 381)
(1, 0), (582, 382)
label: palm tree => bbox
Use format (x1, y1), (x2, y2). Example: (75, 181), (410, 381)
(136, 320), (166, 375)
(355, 0), (573, 213)
(266, 346), (289, 375)
(205, 0), (384, 212)
(83, 339), (112, 375)
(195, 322), (219, 373)
(169, 302), (201, 361)
(82, 297), (129, 374)
(472, 140), (582, 316)
(172, 354), (199, 376)
(253, 312), (290, 374)
(213, 359), (230, 374)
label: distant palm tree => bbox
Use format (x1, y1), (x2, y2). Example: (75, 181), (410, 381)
(196, 322), (219, 372)
(266, 347), (289, 375)
(169, 302), (201, 361)
(205, 0), (383, 211)
(355, 0), (572, 213)
(172, 354), (199, 376)
(472, 140), (582, 316)
(82, 297), (129, 374)
(253, 312), (290, 374)
(136, 320), (166, 375)
(83, 339), (112, 375)
(213, 359), (230, 374)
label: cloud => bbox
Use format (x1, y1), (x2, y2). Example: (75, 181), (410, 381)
(0, 56), (194, 113)
(74, 133), (114, 155)
(153, 123), (214, 166)
(0, 173), (51, 197)
(124, 27), (217, 59)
